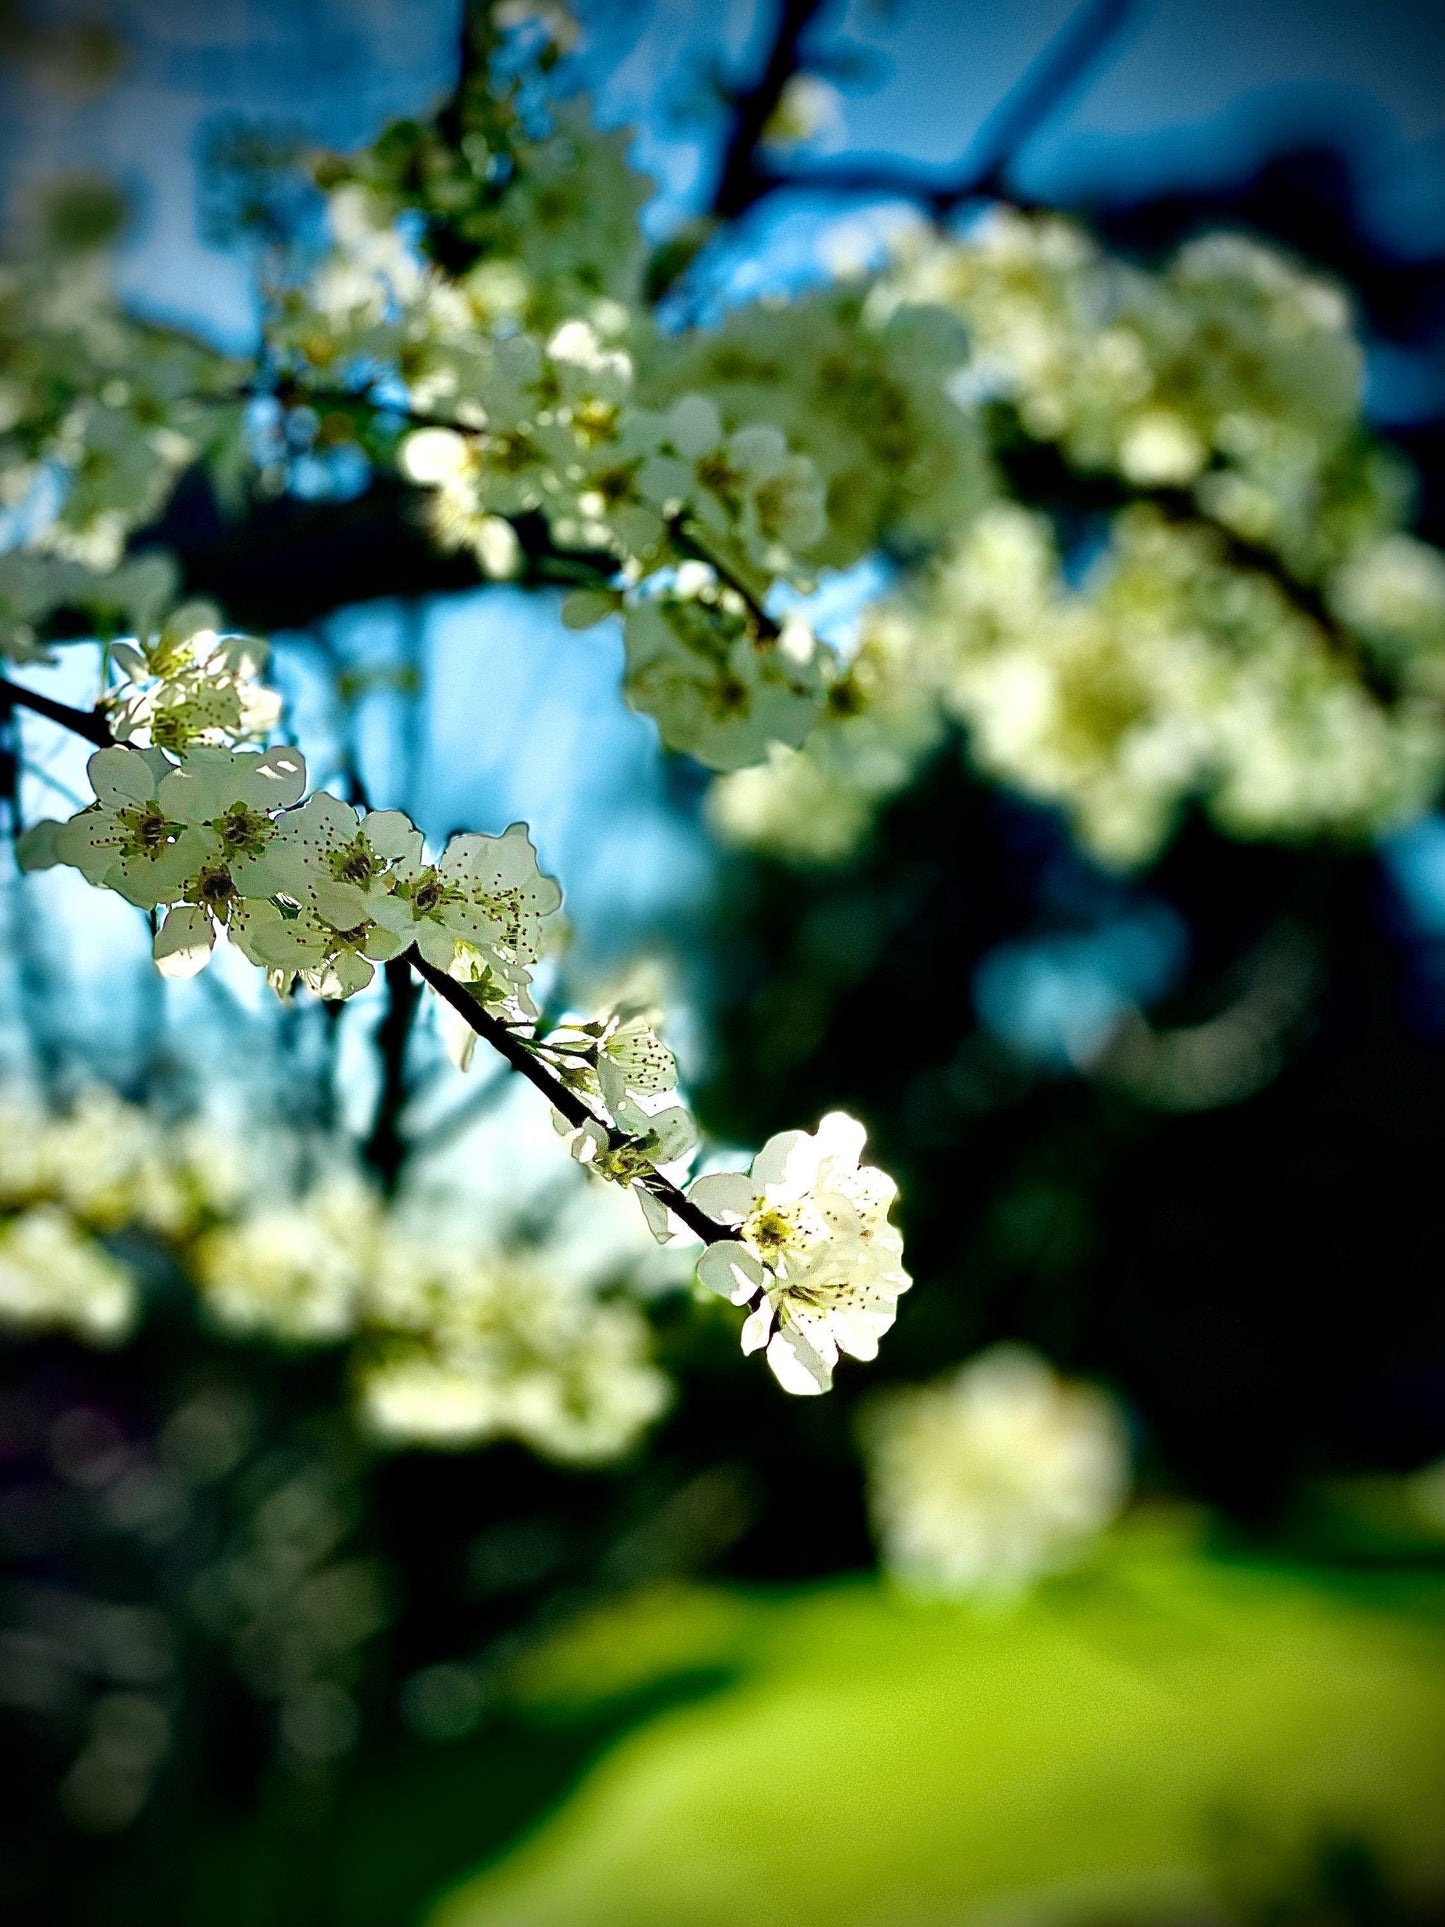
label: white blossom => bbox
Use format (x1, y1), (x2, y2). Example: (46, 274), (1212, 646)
(357, 1233), (669, 1463)
(0, 1205), (137, 1343)
(106, 602), (282, 751)
(689, 1111), (909, 1394)
(368, 822), (562, 979)
(860, 1346), (1130, 1596)
(194, 1176), (380, 1342)
(623, 586), (823, 772)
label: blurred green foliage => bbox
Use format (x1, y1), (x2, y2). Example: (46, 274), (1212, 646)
(434, 1518), (1445, 1927)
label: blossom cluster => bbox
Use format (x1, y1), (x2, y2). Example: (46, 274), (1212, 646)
(860, 1345), (1131, 1596)
(197, 1175), (671, 1464)
(0, 1085), (241, 1341)
(21, 740), (561, 1006)
(265, 154), (840, 770)
(15, 607), (911, 1394)
(0, 1082), (671, 1464)
(0, 243), (241, 578)
(687, 1112), (911, 1395)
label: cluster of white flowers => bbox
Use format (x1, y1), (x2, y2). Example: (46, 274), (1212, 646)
(0, 247), (240, 576)
(0, 1085), (239, 1342)
(357, 1234), (670, 1463)
(860, 1344), (1131, 1596)
(707, 604), (944, 862)
(197, 1179), (670, 1464)
(13, 588), (911, 1394)
(640, 285), (991, 572)
(104, 601), (281, 751)
(716, 469), (1445, 876)
(697, 213), (1445, 869)
(896, 212), (1369, 545)
(933, 504), (1444, 865)
(21, 740), (562, 1005)
(0, 1079), (673, 1461)
(687, 1111), (911, 1395)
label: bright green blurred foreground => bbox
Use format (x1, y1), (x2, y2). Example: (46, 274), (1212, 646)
(435, 1518), (1445, 1927)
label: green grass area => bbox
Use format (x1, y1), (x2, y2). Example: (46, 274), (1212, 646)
(432, 1517), (1445, 1927)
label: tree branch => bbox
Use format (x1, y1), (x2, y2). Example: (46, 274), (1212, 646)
(363, 952), (420, 1191)
(710, 0), (831, 222)
(733, 0), (1136, 220)
(409, 951), (737, 1246)
(0, 678), (112, 748)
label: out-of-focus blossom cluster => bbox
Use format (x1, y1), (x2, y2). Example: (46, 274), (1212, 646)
(897, 212), (1375, 555)
(0, 226), (242, 582)
(860, 1344), (1131, 1596)
(199, 1182), (671, 1465)
(718, 215), (1445, 869)
(933, 504), (1444, 865)
(0, 1080), (672, 1465)
(0, 1085), (241, 1341)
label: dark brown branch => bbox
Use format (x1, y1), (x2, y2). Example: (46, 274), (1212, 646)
(409, 951), (737, 1246)
(0, 678), (113, 748)
(669, 516), (782, 641)
(363, 953), (421, 1191)
(728, 0), (1136, 221)
(710, 0), (831, 222)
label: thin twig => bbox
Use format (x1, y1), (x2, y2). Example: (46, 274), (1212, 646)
(670, 517), (782, 640)
(409, 951), (736, 1246)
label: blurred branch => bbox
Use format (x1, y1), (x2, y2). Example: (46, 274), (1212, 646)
(709, 0), (831, 221)
(0, 677), (111, 747)
(716, 0), (1136, 221)
(410, 951), (736, 1246)
(363, 953), (421, 1190)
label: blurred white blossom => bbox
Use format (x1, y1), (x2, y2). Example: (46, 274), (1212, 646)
(861, 1345), (1131, 1596)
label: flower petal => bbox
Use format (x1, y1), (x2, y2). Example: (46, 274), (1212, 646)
(687, 1171), (757, 1222)
(696, 1240), (765, 1304)
(766, 1324), (834, 1395)
(87, 745), (159, 807)
(153, 904), (215, 978)
(740, 1301), (774, 1355)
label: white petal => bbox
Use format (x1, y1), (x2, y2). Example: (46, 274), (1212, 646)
(311, 876), (369, 928)
(88, 745), (157, 807)
(750, 1127), (814, 1195)
(248, 745), (307, 809)
(635, 1187), (674, 1245)
(362, 808), (422, 861)
(739, 1301), (774, 1355)
(765, 1326), (834, 1395)
(153, 905), (215, 978)
(14, 820), (64, 871)
(696, 1240), (765, 1304)
(815, 1109), (867, 1174)
(687, 1171), (757, 1222)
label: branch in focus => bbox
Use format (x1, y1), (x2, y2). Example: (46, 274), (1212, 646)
(409, 950), (737, 1247)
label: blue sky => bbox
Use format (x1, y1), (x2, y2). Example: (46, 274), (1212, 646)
(3, 0), (1443, 343)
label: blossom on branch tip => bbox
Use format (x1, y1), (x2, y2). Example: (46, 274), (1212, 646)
(689, 1111), (909, 1395)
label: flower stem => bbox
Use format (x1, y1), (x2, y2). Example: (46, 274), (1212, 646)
(408, 950), (736, 1246)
